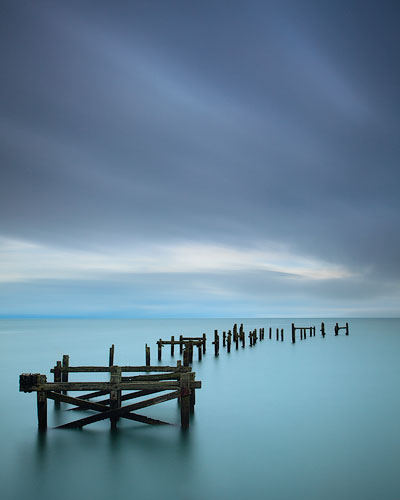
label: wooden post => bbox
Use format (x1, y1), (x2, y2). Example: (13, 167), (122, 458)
(62, 355), (69, 382)
(292, 323), (295, 343)
(335, 323), (339, 336)
(110, 367), (121, 430)
(171, 336), (175, 356)
(158, 339), (162, 361)
(198, 344), (202, 361)
(242, 332), (245, 348)
(179, 335), (184, 354)
(346, 322), (349, 336)
(269, 327), (272, 340)
(249, 331), (253, 347)
(145, 344), (150, 366)
(276, 328), (279, 341)
(304, 328), (307, 339)
(180, 373), (190, 429)
(227, 331), (231, 353)
(300, 329), (303, 340)
(54, 361), (61, 396)
(189, 342), (194, 363)
(313, 326), (316, 336)
(214, 330), (219, 356)
(202, 333), (206, 353)
(62, 355), (69, 395)
(37, 375), (47, 431)
(109, 345), (114, 367)
(183, 347), (190, 367)
(281, 329), (284, 341)
(235, 332), (239, 350)
(189, 373), (196, 411)
(223, 331), (226, 347)
(321, 322), (325, 337)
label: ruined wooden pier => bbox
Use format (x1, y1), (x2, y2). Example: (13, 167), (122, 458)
(20, 357), (201, 431)
(291, 324), (316, 343)
(156, 334), (206, 363)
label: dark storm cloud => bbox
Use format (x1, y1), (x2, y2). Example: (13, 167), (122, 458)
(0, 0), (399, 315)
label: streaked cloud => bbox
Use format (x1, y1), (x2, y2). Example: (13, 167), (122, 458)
(0, 237), (352, 283)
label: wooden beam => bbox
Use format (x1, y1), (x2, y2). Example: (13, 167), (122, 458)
(56, 390), (180, 429)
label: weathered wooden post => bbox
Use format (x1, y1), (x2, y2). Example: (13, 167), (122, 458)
(335, 323), (339, 336)
(249, 331), (253, 347)
(180, 373), (190, 429)
(62, 355), (69, 382)
(281, 329), (284, 341)
(242, 332), (245, 348)
(158, 339), (162, 361)
(304, 328), (307, 339)
(171, 336), (175, 356)
(62, 354), (69, 394)
(54, 361), (61, 397)
(189, 372), (196, 411)
(292, 323), (295, 343)
(213, 330), (219, 356)
(276, 328), (279, 341)
(37, 374), (47, 431)
(145, 344), (151, 366)
(179, 334), (184, 354)
(313, 326), (316, 336)
(183, 347), (190, 367)
(223, 331), (226, 347)
(345, 322), (349, 335)
(235, 332), (239, 350)
(110, 366), (122, 430)
(300, 329), (303, 340)
(202, 333), (207, 353)
(198, 344), (202, 361)
(189, 342), (194, 363)
(227, 331), (232, 353)
(254, 329), (258, 344)
(269, 327), (272, 340)
(109, 345), (114, 367)
(321, 322), (325, 337)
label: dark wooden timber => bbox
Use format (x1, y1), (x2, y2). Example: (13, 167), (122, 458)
(62, 355), (69, 394)
(171, 336), (175, 356)
(145, 344), (151, 366)
(37, 375), (47, 431)
(281, 329), (284, 341)
(321, 322), (325, 337)
(109, 345), (114, 367)
(179, 335), (184, 354)
(180, 373), (190, 429)
(269, 327), (272, 340)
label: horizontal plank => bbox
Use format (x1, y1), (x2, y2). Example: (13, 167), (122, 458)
(40, 381), (181, 391)
(121, 373), (180, 382)
(50, 365), (191, 373)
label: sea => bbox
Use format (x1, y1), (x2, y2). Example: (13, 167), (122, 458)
(0, 318), (399, 500)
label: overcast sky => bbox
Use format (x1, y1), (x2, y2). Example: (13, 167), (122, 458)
(1, 0), (399, 317)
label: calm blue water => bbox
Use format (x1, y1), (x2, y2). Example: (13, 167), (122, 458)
(0, 318), (399, 500)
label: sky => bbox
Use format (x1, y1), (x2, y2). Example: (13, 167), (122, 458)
(1, 0), (399, 317)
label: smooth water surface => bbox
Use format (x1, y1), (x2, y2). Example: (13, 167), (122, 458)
(0, 318), (399, 500)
